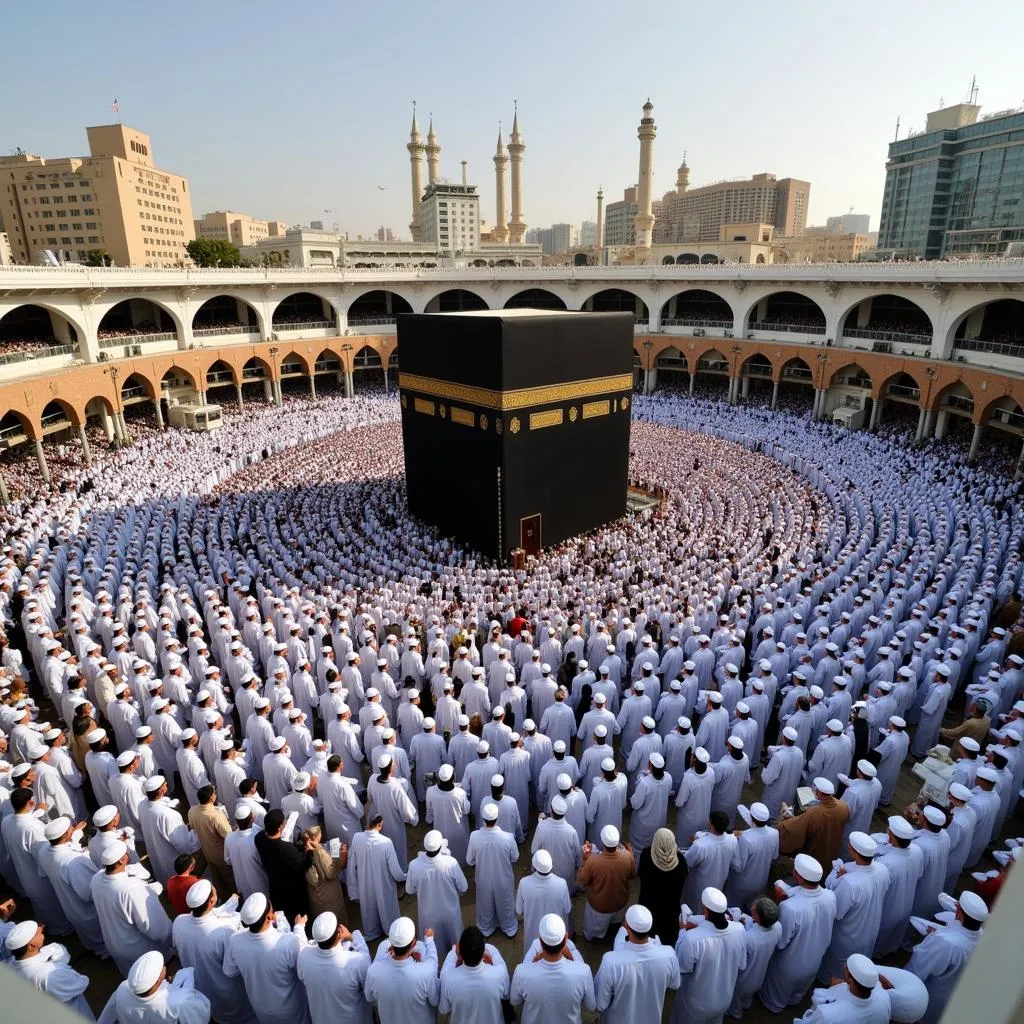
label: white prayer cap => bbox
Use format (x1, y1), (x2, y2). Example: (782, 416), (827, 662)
(701, 887), (728, 913)
(633, 681), (645, 694)
(856, 759), (877, 778)
(782, 726), (799, 742)
(726, 664), (739, 676)
(240, 892), (269, 926)
(10, 762), (31, 781)
(144, 775), (167, 794)
(601, 757), (616, 772)
(593, 692), (607, 705)
(458, 714), (471, 728)
(94, 805), (118, 827)
(707, 691), (722, 705)
(533, 849), (553, 874)
(1010, 654), (1024, 667)
(625, 904), (653, 933)
(377, 752), (393, 771)
(977, 765), (999, 784)
(669, 680), (681, 693)
(600, 825), (619, 848)
(269, 736), (287, 752)
(683, 660), (696, 671)
(437, 764), (454, 782)
(472, 666), (485, 678)
(958, 891), (989, 922)
(826, 719), (844, 734)
(750, 802), (770, 823)
(922, 805), (946, 826)
(812, 777), (835, 796)
(648, 752), (666, 770)
(948, 782), (972, 802)
(476, 740), (490, 755)
(809, 685), (824, 700)
(292, 772), (311, 792)
(186, 879), (213, 909)
(116, 750), (137, 768)
(849, 832), (877, 858)
(44, 728), (62, 742)
(888, 816), (915, 840)
(234, 805), (252, 822)
(44, 816), (71, 841)
(481, 802), (499, 822)
(594, 725), (608, 739)
(694, 746), (711, 764)
(960, 737), (980, 753)
(306, 911), (338, 944)
(727, 736), (744, 750)
(889, 715), (906, 728)
(641, 715), (656, 731)
(101, 839), (129, 866)
(423, 830), (444, 854)
(550, 796), (568, 816)
(736, 701), (750, 715)
(128, 950), (167, 995)
(86, 728), (107, 744)
(846, 953), (879, 989)
(936, 664), (952, 677)
(538, 914), (566, 945)
(5, 920), (38, 952)
(287, 708), (302, 721)
(553, 740), (566, 754)
(794, 853), (823, 883)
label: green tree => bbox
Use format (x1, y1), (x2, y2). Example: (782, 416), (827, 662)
(186, 238), (243, 267)
(80, 249), (110, 267)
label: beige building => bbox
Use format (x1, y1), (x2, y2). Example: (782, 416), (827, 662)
(652, 167), (810, 244)
(0, 124), (194, 267)
(194, 210), (285, 247)
(774, 231), (877, 264)
(0, 232), (12, 265)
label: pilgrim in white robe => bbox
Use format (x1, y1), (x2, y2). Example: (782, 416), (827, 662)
(97, 969), (211, 1024)
(683, 831), (738, 909)
(727, 918), (783, 1017)
(9, 944), (94, 1021)
(438, 943), (510, 1024)
(818, 859), (891, 983)
(364, 936), (439, 1024)
(530, 817), (581, 892)
(725, 824), (779, 911)
(594, 939), (680, 1024)
(366, 775), (418, 870)
(225, 919), (311, 1024)
(907, 919), (983, 1024)
(296, 933), (372, 1024)
(345, 829), (405, 941)
(671, 918), (747, 1024)
(468, 824), (519, 937)
(674, 768), (715, 848)
(0, 812), (73, 934)
(137, 798), (200, 884)
(515, 869), (571, 948)
(425, 784), (472, 866)
(405, 849), (468, 958)
(36, 841), (107, 956)
(223, 826), (268, 901)
(760, 745), (804, 818)
(90, 869), (174, 978)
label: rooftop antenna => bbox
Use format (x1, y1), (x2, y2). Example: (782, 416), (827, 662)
(894, 116), (900, 141)
(968, 75), (978, 105)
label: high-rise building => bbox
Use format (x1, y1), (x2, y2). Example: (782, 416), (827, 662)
(825, 213), (870, 234)
(877, 102), (1024, 259)
(652, 169), (810, 244)
(194, 210), (284, 247)
(419, 182), (480, 252)
(551, 223), (578, 253)
(604, 186), (638, 246)
(0, 232), (12, 265)
(0, 124), (194, 267)
(579, 220), (597, 246)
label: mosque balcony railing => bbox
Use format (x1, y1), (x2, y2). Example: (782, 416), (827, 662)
(241, 367), (267, 380)
(347, 316), (397, 326)
(697, 360), (729, 373)
(193, 325), (260, 338)
(843, 326), (931, 346)
(661, 317), (734, 329)
(314, 360), (342, 373)
(988, 409), (1024, 431)
(954, 337), (1024, 358)
(98, 332), (176, 348)
(833, 375), (872, 389)
(782, 367), (813, 381)
(748, 320), (826, 336)
(885, 384), (921, 400)
(280, 364), (305, 377)
(40, 412), (70, 430)
(121, 386), (148, 401)
(745, 363), (773, 377)
(0, 343), (77, 365)
(942, 395), (975, 414)
(206, 371), (235, 386)
(272, 320), (332, 332)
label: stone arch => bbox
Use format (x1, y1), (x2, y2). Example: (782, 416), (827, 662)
(677, 253), (700, 265)
(978, 394), (1024, 432)
(947, 297), (1024, 354)
(581, 288), (649, 320)
(0, 409), (36, 444)
(96, 296), (182, 341)
(662, 255), (676, 265)
(780, 356), (814, 385)
(659, 288), (735, 327)
(0, 302), (83, 353)
(700, 253), (719, 265)
(162, 364), (198, 389)
(743, 289), (827, 335)
(742, 352), (775, 376)
(119, 372), (157, 403)
(40, 398), (81, 433)
(279, 350), (311, 376)
(829, 362), (872, 389)
(504, 289), (568, 311)
(271, 291), (336, 328)
(313, 347), (343, 374)
(424, 289), (489, 313)
(242, 355), (272, 380)
(346, 290), (414, 322)
(205, 359), (237, 389)
(694, 347), (729, 372)
(655, 345), (688, 372)
(838, 292), (933, 343)
(879, 369), (922, 402)
(192, 294), (260, 332)
(352, 344), (383, 369)
(934, 380), (976, 418)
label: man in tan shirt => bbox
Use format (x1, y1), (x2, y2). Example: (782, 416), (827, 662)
(577, 824), (636, 941)
(777, 776), (850, 867)
(941, 702), (991, 759)
(187, 783), (234, 896)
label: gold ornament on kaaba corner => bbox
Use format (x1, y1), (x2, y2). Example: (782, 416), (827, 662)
(510, 417), (520, 434)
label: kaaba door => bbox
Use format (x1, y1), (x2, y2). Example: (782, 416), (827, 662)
(520, 514), (542, 556)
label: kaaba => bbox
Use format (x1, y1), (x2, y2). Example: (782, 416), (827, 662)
(397, 309), (634, 560)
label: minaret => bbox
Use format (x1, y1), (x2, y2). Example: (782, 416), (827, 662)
(407, 104), (425, 241)
(507, 105), (526, 244)
(461, 160), (468, 186)
(596, 187), (605, 250)
(676, 152), (689, 193)
(425, 115), (441, 185)
(632, 100), (657, 262)
(492, 127), (509, 244)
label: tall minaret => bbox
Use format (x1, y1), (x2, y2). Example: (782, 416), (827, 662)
(507, 105), (526, 244)
(676, 152), (690, 193)
(425, 115), (441, 185)
(632, 100), (657, 262)
(407, 104), (425, 241)
(596, 187), (605, 250)
(461, 160), (468, 186)
(492, 126), (509, 244)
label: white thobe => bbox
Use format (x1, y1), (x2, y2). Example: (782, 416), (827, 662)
(804, 734), (853, 788)
(110, 772), (146, 833)
(10, 945), (94, 1021)
(297, 935), (372, 1024)
(726, 825), (779, 911)
(516, 870), (571, 948)
(318, 772), (362, 847)
(462, 755), (502, 821)
(90, 869), (174, 977)
(497, 748), (532, 824)
(760, 745), (804, 818)
(223, 827), (269, 901)
(213, 758), (247, 820)
(727, 919), (783, 1017)
(366, 775), (418, 869)
(405, 850), (468, 957)
(873, 842), (925, 956)
(586, 775), (627, 844)
(425, 785), (472, 866)
(760, 885), (837, 1012)
(439, 945), (510, 1024)
(262, 752), (297, 809)
(672, 918), (747, 1024)
(176, 747), (210, 808)
(944, 803), (977, 889)
(226, 921), (311, 1024)
(819, 860), (891, 983)
(797, 982), (891, 1023)
(965, 788), (1000, 867)
(710, 754), (750, 828)
(510, 955), (596, 1024)
(408, 731), (446, 802)
(33, 760), (79, 821)
(630, 773), (673, 851)
(531, 818), (581, 891)
(97, 970), (212, 1024)
(594, 940), (680, 1024)
(138, 798), (199, 883)
(85, 749), (118, 807)
(346, 829), (405, 940)
(909, 828), (950, 925)
(683, 831), (738, 908)
(907, 920), (982, 1024)
(364, 937), (439, 1024)
(37, 841), (107, 956)
(674, 767), (715, 847)
(173, 910), (256, 1024)
(468, 825), (520, 937)
(695, 707), (729, 762)
(1, 812), (72, 934)
(840, 777), (882, 845)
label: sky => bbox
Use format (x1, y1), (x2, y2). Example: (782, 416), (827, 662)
(4, 0), (1024, 239)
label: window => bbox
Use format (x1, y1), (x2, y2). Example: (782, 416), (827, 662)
(70, 209), (80, 216)
(47, 237), (58, 245)
(72, 223), (82, 230)
(50, 183), (60, 189)
(88, 236), (99, 243)
(86, 221), (97, 229)
(61, 236), (71, 243)
(74, 236), (84, 243)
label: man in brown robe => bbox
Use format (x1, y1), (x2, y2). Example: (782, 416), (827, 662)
(778, 776), (850, 866)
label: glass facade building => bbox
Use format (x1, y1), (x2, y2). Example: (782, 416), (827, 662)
(877, 106), (1024, 259)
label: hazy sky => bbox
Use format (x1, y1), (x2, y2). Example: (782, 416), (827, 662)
(5, 0), (1023, 238)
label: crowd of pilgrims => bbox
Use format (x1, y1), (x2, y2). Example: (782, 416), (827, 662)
(0, 387), (1022, 1024)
